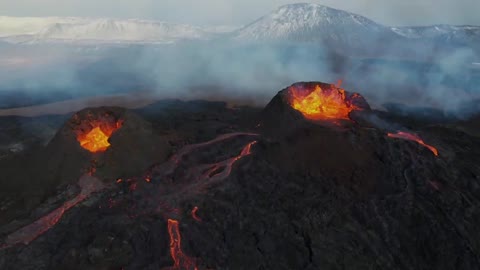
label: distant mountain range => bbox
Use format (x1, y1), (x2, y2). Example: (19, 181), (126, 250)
(0, 3), (479, 55)
(0, 16), (210, 44)
(392, 25), (480, 46)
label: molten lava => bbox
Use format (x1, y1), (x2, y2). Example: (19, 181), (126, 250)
(77, 120), (122, 153)
(3, 175), (104, 248)
(191, 206), (202, 222)
(199, 141), (257, 182)
(167, 219), (198, 270)
(288, 84), (358, 120)
(387, 131), (439, 156)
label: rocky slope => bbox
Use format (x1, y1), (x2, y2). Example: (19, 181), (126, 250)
(0, 84), (479, 269)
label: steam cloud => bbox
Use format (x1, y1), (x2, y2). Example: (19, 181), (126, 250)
(0, 38), (479, 117)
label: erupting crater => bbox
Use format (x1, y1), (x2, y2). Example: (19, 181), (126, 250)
(260, 82), (371, 134)
(39, 107), (170, 186)
(74, 114), (123, 153)
(287, 82), (365, 121)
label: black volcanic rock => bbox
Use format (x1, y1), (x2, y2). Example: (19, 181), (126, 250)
(1, 98), (480, 270)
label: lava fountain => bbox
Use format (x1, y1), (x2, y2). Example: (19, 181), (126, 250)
(287, 83), (362, 120)
(388, 131), (439, 156)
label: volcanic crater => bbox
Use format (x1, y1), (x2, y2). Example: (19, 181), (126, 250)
(0, 82), (479, 270)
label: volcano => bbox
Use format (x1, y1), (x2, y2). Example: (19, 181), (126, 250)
(260, 81), (370, 135)
(0, 87), (479, 270)
(13, 106), (172, 203)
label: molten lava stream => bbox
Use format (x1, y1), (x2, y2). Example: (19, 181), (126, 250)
(2, 175), (104, 248)
(191, 207), (202, 222)
(200, 141), (257, 182)
(167, 219), (198, 270)
(151, 132), (259, 176)
(387, 131), (438, 156)
(288, 84), (358, 120)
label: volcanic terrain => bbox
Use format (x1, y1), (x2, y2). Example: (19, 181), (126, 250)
(0, 82), (480, 270)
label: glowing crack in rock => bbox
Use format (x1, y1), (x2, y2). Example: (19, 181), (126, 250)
(167, 219), (199, 270)
(387, 131), (439, 156)
(191, 206), (202, 222)
(2, 175), (104, 248)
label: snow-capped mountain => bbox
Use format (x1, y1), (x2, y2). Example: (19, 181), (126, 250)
(231, 3), (401, 45)
(0, 16), (210, 44)
(0, 16), (86, 37)
(0, 3), (478, 51)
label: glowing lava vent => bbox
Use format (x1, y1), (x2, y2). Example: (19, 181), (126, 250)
(287, 83), (363, 120)
(76, 118), (123, 153)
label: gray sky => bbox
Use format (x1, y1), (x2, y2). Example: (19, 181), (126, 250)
(1, 0), (479, 27)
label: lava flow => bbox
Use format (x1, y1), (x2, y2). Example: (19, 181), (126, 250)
(2, 175), (104, 248)
(388, 131), (439, 156)
(198, 141), (257, 184)
(167, 219), (198, 270)
(191, 207), (202, 222)
(151, 132), (259, 177)
(151, 140), (258, 218)
(76, 120), (123, 153)
(288, 84), (359, 120)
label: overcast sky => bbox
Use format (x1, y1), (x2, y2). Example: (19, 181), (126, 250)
(1, 0), (479, 27)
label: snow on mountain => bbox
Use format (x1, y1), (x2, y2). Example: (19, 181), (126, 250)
(232, 3), (400, 44)
(0, 16), (88, 37)
(0, 4), (478, 49)
(392, 25), (480, 45)
(0, 16), (209, 44)
(203, 25), (241, 33)
(392, 25), (480, 39)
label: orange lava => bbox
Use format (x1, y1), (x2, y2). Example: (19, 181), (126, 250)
(288, 84), (358, 120)
(167, 219), (198, 270)
(240, 141), (256, 156)
(3, 175), (103, 247)
(201, 141), (257, 180)
(77, 121), (122, 153)
(191, 207), (202, 222)
(387, 131), (438, 156)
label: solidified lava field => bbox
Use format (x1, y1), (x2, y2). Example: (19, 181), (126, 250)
(0, 82), (480, 270)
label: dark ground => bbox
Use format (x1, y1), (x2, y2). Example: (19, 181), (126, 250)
(0, 93), (479, 269)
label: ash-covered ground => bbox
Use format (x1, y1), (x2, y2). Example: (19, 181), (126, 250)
(0, 83), (480, 270)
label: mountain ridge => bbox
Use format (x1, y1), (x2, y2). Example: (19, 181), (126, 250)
(0, 3), (478, 48)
